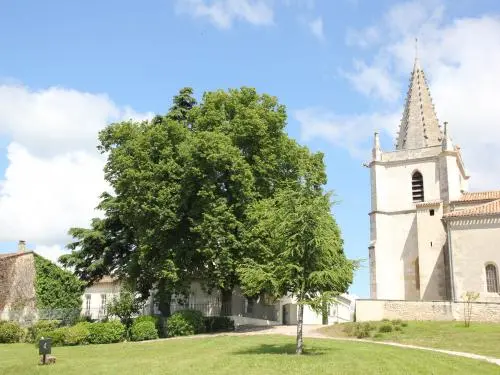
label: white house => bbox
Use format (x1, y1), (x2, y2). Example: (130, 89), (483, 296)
(83, 278), (356, 326)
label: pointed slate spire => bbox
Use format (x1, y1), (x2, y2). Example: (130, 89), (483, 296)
(395, 40), (442, 150)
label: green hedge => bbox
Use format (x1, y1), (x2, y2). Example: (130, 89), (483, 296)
(27, 320), (60, 343)
(204, 316), (234, 333)
(166, 310), (205, 337)
(0, 321), (23, 343)
(130, 320), (158, 341)
(34, 321), (125, 346)
(86, 321), (125, 344)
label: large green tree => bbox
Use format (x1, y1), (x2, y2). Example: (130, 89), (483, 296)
(238, 187), (355, 354)
(61, 87), (332, 316)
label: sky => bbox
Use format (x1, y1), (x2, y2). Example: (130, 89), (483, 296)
(1, 0), (500, 298)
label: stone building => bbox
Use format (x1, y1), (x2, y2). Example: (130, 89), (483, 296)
(368, 56), (500, 303)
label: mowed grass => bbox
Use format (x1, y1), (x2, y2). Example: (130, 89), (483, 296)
(1, 335), (499, 375)
(320, 320), (500, 358)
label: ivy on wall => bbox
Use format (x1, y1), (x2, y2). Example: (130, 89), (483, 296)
(33, 254), (84, 309)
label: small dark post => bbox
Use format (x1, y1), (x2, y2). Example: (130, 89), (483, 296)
(39, 337), (52, 365)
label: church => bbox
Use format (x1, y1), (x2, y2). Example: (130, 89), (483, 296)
(367, 56), (500, 303)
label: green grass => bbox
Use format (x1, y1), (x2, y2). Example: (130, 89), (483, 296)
(1, 335), (498, 374)
(320, 321), (500, 358)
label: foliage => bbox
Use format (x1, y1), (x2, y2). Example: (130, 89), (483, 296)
(86, 321), (126, 344)
(62, 323), (90, 346)
(33, 254), (84, 314)
(130, 320), (159, 341)
(204, 316), (235, 333)
(61, 87), (329, 317)
(0, 321), (23, 343)
(378, 323), (393, 333)
(26, 320), (61, 343)
(166, 310), (205, 337)
(238, 187), (356, 353)
(462, 291), (480, 327)
(36, 327), (66, 346)
(106, 290), (143, 328)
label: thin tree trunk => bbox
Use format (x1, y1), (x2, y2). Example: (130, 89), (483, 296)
(157, 280), (171, 317)
(220, 289), (233, 316)
(296, 303), (304, 355)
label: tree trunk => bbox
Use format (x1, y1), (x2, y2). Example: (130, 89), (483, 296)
(157, 280), (172, 317)
(220, 289), (233, 316)
(296, 303), (304, 355)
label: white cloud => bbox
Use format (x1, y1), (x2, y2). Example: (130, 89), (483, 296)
(305, 0), (500, 191)
(295, 107), (399, 159)
(308, 16), (325, 41)
(0, 84), (152, 262)
(175, 0), (274, 29)
(0, 85), (151, 157)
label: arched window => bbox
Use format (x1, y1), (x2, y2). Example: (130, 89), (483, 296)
(412, 171), (424, 202)
(486, 264), (499, 293)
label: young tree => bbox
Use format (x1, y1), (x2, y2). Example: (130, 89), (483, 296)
(238, 188), (356, 354)
(107, 289), (144, 329)
(462, 291), (480, 327)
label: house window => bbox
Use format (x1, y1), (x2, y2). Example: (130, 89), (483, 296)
(246, 298), (254, 314)
(486, 264), (499, 293)
(412, 171), (424, 202)
(85, 294), (91, 315)
(100, 294), (107, 315)
(429, 209), (435, 216)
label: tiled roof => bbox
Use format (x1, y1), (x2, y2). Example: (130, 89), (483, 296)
(453, 190), (500, 202)
(444, 199), (500, 218)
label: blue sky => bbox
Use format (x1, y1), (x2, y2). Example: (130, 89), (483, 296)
(2, 0), (500, 298)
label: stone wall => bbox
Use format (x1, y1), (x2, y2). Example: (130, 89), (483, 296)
(356, 299), (500, 322)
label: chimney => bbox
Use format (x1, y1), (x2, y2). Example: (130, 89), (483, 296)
(17, 240), (26, 253)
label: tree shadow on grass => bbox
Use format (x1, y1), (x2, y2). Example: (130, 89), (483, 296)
(233, 343), (333, 356)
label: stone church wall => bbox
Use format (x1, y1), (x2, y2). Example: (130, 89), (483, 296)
(356, 299), (500, 322)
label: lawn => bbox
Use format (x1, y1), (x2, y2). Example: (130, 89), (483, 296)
(319, 320), (500, 358)
(1, 335), (499, 374)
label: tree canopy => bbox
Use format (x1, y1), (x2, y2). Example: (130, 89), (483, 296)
(60, 87), (350, 320)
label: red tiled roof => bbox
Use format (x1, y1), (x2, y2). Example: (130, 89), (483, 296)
(453, 190), (500, 202)
(444, 199), (500, 218)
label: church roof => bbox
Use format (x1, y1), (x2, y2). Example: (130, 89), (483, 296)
(453, 190), (500, 202)
(444, 199), (500, 218)
(395, 58), (442, 150)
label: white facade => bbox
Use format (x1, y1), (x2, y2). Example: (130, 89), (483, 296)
(82, 277), (121, 320)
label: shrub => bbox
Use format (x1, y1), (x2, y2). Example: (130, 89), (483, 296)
(394, 325), (402, 332)
(355, 323), (371, 338)
(401, 322), (408, 327)
(391, 319), (402, 325)
(0, 321), (23, 343)
(381, 318), (390, 322)
(63, 323), (90, 345)
(130, 321), (158, 341)
(26, 320), (61, 343)
(378, 323), (393, 333)
(204, 316), (235, 333)
(166, 310), (205, 337)
(86, 321), (125, 344)
(36, 327), (67, 346)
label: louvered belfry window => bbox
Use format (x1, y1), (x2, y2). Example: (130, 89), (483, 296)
(412, 171), (424, 202)
(486, 264), (499, 293)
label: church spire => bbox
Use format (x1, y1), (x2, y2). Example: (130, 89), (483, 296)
(395, 39), (442, 150)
